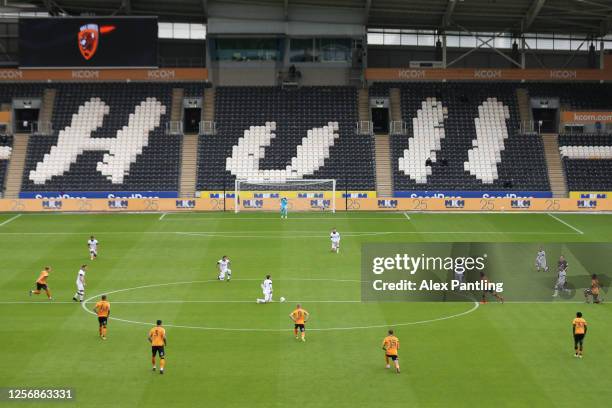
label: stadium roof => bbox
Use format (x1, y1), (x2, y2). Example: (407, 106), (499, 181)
(23, 0), (612, 36)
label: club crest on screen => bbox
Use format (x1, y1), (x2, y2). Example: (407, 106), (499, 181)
(78, 23), (115, 60)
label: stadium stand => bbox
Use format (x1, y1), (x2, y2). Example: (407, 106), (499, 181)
(374, 82), (550, 192)
(197, 86), (375, 191)
(527, 83), (612, 110)
(559, 133), (612, 191)
(19, 83), (200, 193)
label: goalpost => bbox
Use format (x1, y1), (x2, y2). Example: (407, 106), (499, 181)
(234, 179), (336, 213)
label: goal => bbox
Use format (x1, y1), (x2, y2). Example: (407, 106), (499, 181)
(234, 179), (336, 213)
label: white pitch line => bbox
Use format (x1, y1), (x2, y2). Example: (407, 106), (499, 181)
(162, 217), (404, 221)
(0, 300), (590, 305)
(0, 213), (21, 227)
(78, 279), (482, 332)
(0, 299), (363, 305)
(547, 213), (584, 235)
(159, 212), (167, 221)
(0, 230), (581, 236)
(403, 212), (410, 220)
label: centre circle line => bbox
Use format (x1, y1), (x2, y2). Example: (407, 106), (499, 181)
(81, 278), (479, 332)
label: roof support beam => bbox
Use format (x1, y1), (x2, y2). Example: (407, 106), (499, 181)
(201, 0), (208, 19)
(284, 0), (289, 20)
(122, 0), (131, 15)
(442, 0), (457, 28)
(521, 0), (546, 32)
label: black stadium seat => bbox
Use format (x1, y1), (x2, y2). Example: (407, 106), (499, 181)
(197, 86), (376, 191)
(375, 82), (550, 192)
(20, 83), (200, 193)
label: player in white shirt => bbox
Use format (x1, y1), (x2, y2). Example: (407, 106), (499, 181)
(72, 264), (87, 302)
(217, 256), (231, 282)
(87, 236), (99, 260)
(330, 228), (341, 254)
(256, 275), (273, 303)
(535, 248), (548, 272)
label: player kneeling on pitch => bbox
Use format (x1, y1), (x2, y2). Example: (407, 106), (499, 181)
(290, 304), (309, 342)
(382, 330), (400, 374)
(256, 275), (273, 303)
(584, 274), (602, 304)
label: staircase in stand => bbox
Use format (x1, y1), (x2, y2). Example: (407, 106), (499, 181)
(39, 88), (56, 131)
(358, 87), (369, 123)
(541, 133), (568, 198)
(389, 88), (402, 122)
(203, 87), (215, 122)
(3, 134), (29, 198)
(179, 134), (198, 198)
(374, 135), (393, 197)
(170, 88), (184, 123)
(516, 88), (532, 131)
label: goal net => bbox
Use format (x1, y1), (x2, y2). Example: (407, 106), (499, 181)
(234, 179), (336, 213)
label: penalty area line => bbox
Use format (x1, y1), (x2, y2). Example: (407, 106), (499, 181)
(159, 212), (167, 221)
(547, 213), (584, 235)
(0, 213), (21, 227)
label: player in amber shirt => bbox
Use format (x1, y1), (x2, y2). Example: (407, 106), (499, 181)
(93, 295), (111, 340)
(583, 274), (602, 304)
(289, 304), (310, 342)
(572, 312), (587, 358)
(148, 320), (167, 374)
(382, 329), (400, 373)
(29, 266), (52, 300)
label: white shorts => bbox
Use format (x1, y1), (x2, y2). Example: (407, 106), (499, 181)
(331, 240), (340, 249)
(536, 258), (547, 269)
(76, 282), (85, 292)
(264, 292), (273, 302)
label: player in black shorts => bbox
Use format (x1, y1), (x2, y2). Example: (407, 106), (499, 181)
(148, 320), (167, 373)
(572, 312), (587, 358)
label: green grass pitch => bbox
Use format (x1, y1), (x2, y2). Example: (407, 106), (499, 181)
(1, 211), (611, 407)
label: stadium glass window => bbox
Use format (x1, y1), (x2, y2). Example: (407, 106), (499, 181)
(317, 38), (351, 62)
(460, 35), (477, 48)
(400, 32), (418, 46)
(173, 23), (190, 39)
(570, 36), (588, 51)
(383, 29), (401, 46)
(213, 38), (283, 61)
(445, 33), (460, 48)
(158, 22), (173, 38)
(417, 30), (435, 47)
(537, 35), (554, 50)
(367, 32), (384, 45)
(525, 36), (537, 50)
(290, 38), (316, 62)
(494, 34), (512, 49)
(190, 24), (206, 40)
(158, 22), (206, 40)
(554, 34), (571, 50)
